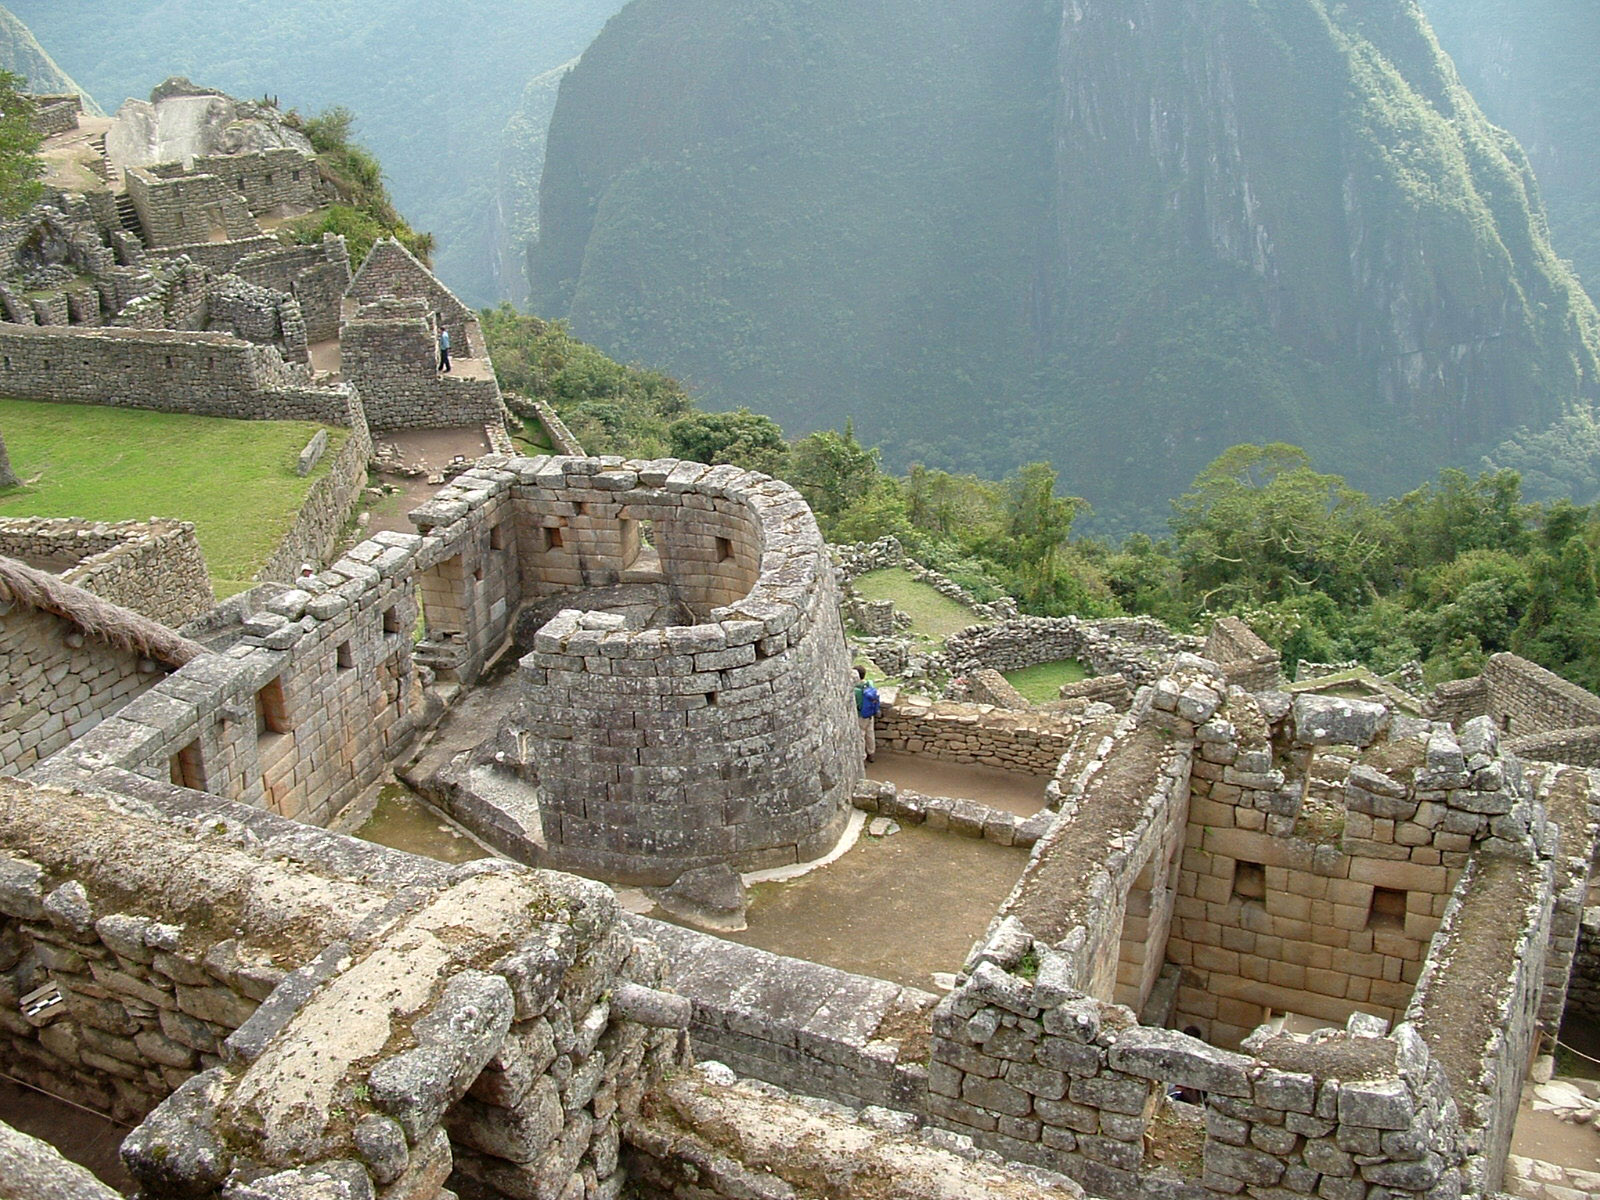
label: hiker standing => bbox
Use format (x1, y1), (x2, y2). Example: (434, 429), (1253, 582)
(853, 665), (880, 763)
(438, 324), (452, 373)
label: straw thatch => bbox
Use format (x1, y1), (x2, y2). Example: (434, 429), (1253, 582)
(0, 555), (210, 667)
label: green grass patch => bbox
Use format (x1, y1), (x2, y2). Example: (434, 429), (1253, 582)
(1004, 659), (1089, 703)
(851, 567), (979, 640)
(0, 399), (349, 597)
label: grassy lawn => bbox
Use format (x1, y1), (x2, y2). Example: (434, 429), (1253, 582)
(0, 399), (349, 598)
(1004, 659), (1089, 703)
(851, 567), (980, 640)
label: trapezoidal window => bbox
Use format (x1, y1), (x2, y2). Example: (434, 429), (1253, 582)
(489, 523), (507, 551)
(256, 678), (290, 736)
(383, 606), (402, 637)
(1231, 861), (1266, 903)
(336, 640), (355, 670)
(1368, 887), (1407, 931)
(715, 536), (735, 563)
(543, 526), (564, 551)
(168, 740), (206, 790)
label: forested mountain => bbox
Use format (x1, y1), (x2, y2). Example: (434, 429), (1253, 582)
(0, 5), (101, 113)
(1423, 0), (1600, 300)
(3, 0), (626, 303)
(532, 0), (1600, 532)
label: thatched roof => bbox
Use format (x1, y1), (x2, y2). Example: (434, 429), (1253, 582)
(0, 555), (210, 667)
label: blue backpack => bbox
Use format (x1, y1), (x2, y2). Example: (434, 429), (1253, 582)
(856, 683), (880, 718)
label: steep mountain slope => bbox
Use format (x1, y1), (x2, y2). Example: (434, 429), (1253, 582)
(0, 5), (101, 113)
(5, 0), (625, 302)
(1422, 0), (1600, 298)
(532, 0), (1600, 531)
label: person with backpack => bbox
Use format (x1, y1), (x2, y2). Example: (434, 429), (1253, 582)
(853, 665), (880, 763)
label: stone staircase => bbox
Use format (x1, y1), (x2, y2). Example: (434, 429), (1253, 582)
(113, 193), (141, 237)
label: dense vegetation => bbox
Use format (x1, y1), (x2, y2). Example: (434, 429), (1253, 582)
(280, 106), (431, 267)
(531, 0), (1600, 534)
(1424, 0), (1600, 299)
(488, 309), (1600, 691)
(3, 0), (625, 303)
(0, 68), (42, 217)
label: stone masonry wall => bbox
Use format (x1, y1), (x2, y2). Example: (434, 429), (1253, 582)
(1483, 652), (1600, 738)
(0, 325), (356, 426)
(346, 237), (475, 349)
(1505, 727), (1600, 768)
(0, 775), (686, 1200)
(256, 414), (372, 585)
(411, 456), (862, 886)
(875, 690), (1081, 776)
(191, 147), (323, 215)
(232, 235), (350, 343)
(27, 532), (426, 827)
(1203, 616), (1283, 692)
(1566, 908), (1600, 1022)
(908, 663), (1560, 1199)
(1169, 693), (1549, 1049)
(126, 166), (257, 247)
(341, 300), (504, 433)
(0, 517), (213, 625)
(0, 602), (174, 774)
(947, 616), (1200, 690)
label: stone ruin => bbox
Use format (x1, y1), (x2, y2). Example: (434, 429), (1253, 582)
(5, 473), (1600, 1198)
(2, 74), (1599, 1200)
(415, 456), (861, 886)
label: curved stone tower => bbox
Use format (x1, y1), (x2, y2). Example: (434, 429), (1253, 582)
(440, 456), (861, 886)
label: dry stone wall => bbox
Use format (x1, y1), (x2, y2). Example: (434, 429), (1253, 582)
(905, 660), (1566, 1200)
(0, 325), (356, 426)
(0, 517), (212, 625)
(191, 147), (325, 215)
(347, 237), (475, 349)
(127, 165), (258, 247)
(874, 690), (1083, 775)
(255, 418), (372, 586)
(341, 298), (504, 432)
(0, 775), (686, 1200)
(0, 601), (176, 774)
(28, 533), (425, 827)
(1483, 653), (1600, 738)
(410, 456), (862, 885)
(946, 616), (1199, 690)
(1203, 616), (1283, 691)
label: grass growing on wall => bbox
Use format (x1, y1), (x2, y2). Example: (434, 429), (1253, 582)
(0, 399), (348, 596)
(851, 567), (981, 640)
(1003, 659), (1089, 703)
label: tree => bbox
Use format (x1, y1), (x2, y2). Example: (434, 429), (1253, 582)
(667, 409), (789, 477)
(0, 72), (44, 219)
(1171, 444), (1384, 608)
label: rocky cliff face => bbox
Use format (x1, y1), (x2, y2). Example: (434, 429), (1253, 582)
(1422, 0), (1600, 299)
(0, 4), (101, 113)
(532, 0), (1600, 527)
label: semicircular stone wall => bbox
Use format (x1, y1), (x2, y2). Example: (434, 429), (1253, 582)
(411, 455), (862, 886)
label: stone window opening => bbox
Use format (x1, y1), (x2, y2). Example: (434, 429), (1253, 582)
(1368, 886), (1407, 931)
(255, 678), (290, 738)
(715, 536), (735, 563)
(704, 691), (719, 707)
(382, 606), (402, 638)
(473, 565), (484, 583)
(489, 523), (507, 551)
(168, 740), (206, 790)
(544, 526), (565, 551)
(292, 169), (301, 182)
(336, 641), (354, 670)
(1231, 861), (1266, 903)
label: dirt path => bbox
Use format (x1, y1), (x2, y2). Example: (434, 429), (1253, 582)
(362, 426), (496, 537)
(867, 749), (1049, 817)
(691, 823), (1028, 992)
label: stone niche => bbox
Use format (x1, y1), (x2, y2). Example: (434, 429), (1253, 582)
(418, 456), (864, 887)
